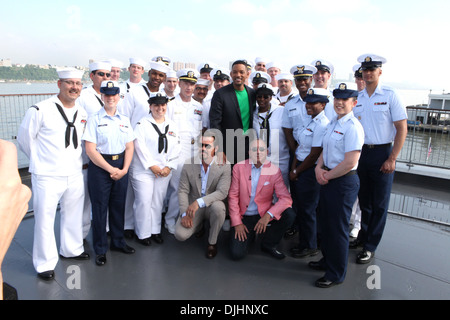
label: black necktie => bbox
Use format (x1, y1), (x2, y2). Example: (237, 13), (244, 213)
(259, 111), (272, 147)
(151, 122), (169, 153)
(55, 103), (78, 149)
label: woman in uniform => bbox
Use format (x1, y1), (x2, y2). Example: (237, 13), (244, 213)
(131, 92), (180, 246)
(311, 82), (364, 288)
(289, 88), (329, 259)
(83, 80), (136, 266)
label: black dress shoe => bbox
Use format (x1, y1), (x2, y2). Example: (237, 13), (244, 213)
(151, 234), (163, 244)
(37, 270), (55, 281)
(138, 237), (152, 246)
(124, 229), (135, 239)
(111, 244), (135, 254)
(95, 254), (107, 266)
(356, 250), (374, 264)
(308, 260), (326, 271)
(349, 238), (363, 249)
(60, 251), (90, 260)
(315, 276), (342, 288)
(292, 248), (319, 258)
(206, 244), (217, 259)
(261, 246), (285, 260)
(284, 227), (298, 239)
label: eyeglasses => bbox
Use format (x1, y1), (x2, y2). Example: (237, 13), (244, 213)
(61, 80), (83, 87)
(256, 95), (271, 99)
(251, 146), (267, 152)
(96, 71), (111, 78)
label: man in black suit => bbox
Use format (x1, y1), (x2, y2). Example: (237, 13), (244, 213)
(209, 60), (257, 165)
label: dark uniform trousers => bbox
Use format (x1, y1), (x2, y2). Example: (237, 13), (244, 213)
(230, 208), (296, 260)
(357, 144), (394, 253)
(294, 165), (320, 250)
(318, 173), (359, 283)
(88, 155), (128, 255)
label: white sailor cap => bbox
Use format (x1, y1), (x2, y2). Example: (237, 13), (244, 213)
(353, 64), (363, 78)
(100, 80), (120, 95)
(196, 78), (210, 86)
(255, 57), (269, 64)
(166, 69), (178, 79)
(210, 68), (230, 81)
(152, 56), (171, 66)
(290, 64), (317, 78)
(266, 61), (281, 71)
(89, 61), (112, 72)
(333, 82), (359, 99)
(357, 53), (387, 70)
(148, 91), (169, 105)
(250, 71), (271, 84)
(311, 59), (334, 74)
(176, 68), (199, 83)
(129, 57), (147, 69)
(275, 73), (294, 82)
(57, 67), (84, 79)
(149, 61), (172, 74)
(106, 59), (123, 68)
(197, 62), (217, 74)
(304, 87), (329, 103)
(256, 83), (275, 95)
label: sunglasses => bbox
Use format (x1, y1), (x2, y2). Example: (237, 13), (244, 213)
(96, 71), (111, 78)
(201, 143), (214, 149)
(251, 146), (267, 152)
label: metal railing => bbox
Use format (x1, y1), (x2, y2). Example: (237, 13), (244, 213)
(398, 107), (450, 169)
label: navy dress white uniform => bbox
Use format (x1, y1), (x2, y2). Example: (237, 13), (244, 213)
(252, 83), (290, 187)
(131, 93), (180, 243)
(82, 81), (136, 264)
(17, 68), (88, 279)
(311, 59), (337, 121)
(313, 82), (364, 287)
(118, 60), (172, 236)
(353, 54), (407, 262)
(291, 88), (329, 257)
(164, 69), (204, 232)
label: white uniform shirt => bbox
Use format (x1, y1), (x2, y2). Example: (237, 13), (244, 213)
(322, 111), (365, 170)
(82, 108), (135, 155)
(132, 114), (180, 174)
(294, 110), (329, 161)
(354, 84), (407, 145)
(119, 84), (152, 128)
(324, 94), (337, 121)
(201, 98), (212, 129)
(275, 88), (297, 106)
(253, 102), (289, 167)
(166, 95), (203, 159)
(77, 85), (104, 117)
(17, 95), (87, 176)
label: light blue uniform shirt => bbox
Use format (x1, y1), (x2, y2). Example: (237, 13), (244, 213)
(294, 110), (329, 161)
(281, 95), (310, 138)
(354, 84), (407, 145)
(322, 111), (364, 170)
(82, 108), (135, 155)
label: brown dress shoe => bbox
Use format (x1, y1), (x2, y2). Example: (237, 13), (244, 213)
(206, 244), (217, 259)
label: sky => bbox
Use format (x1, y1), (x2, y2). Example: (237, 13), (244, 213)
(1, 0), (449, 91)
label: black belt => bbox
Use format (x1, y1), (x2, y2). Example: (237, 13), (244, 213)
(101, 151), (125, 161)
(323, 166), (357, 177)
(363, 143), (392, 149)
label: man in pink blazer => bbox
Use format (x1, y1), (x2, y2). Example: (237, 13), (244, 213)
(229, 139), (295, 260)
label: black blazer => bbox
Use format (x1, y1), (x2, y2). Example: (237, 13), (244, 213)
(209, 84), (256, 163)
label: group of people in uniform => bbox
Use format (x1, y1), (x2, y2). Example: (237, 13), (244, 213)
(17, 53), (407, 289)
